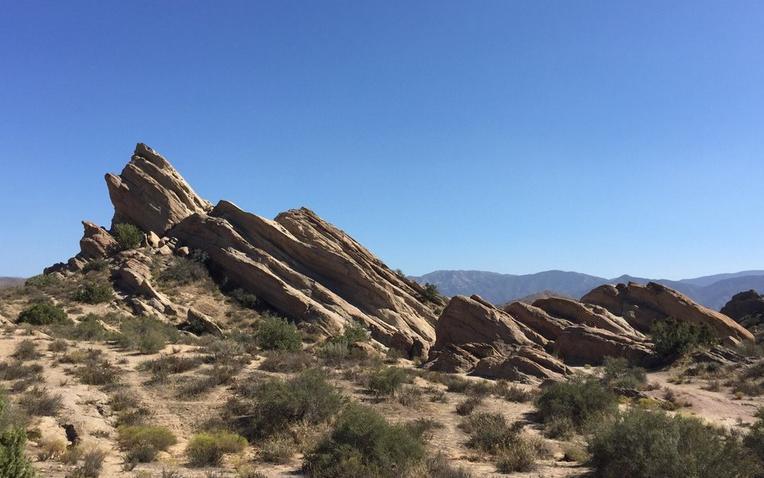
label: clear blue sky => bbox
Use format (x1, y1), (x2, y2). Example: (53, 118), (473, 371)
(1, 1), (762, 279)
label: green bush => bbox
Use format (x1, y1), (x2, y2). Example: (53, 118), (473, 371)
(186, 431), (247, 467)
(303, 404), (425, 478)
(536, 377), (618, 435)
(0, 427), (36, 478)
(12, 340), (39, 361)
(421, 282), (441, 302)
(601, 357), (647, 389)
(82, 259), (108, 273)
(24, 274), (60, 289)
(425, 453), (472, 478)
(159, 256), (210, 285)
(368, 367), (409, 397)
(744, 409), (764, 465)
(255, 315), (301, 352)
(651, 318), (716, 362)
(65, 314), (111, 341)
(460, 412), (522, 454)
(73, 282), (113, 304)
(116, 316), (178, 354)
(229, 288), (259, 309)
(113, 223), (142, 251)
(227, 369), (343, 440)
(117, 425), (177, 463)
(589, 408), (759, 478)
(17, 302), (68, 326)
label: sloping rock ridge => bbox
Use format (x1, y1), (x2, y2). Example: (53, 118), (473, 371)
(101, 144), (437, 357)
(582, 281), (754, 344)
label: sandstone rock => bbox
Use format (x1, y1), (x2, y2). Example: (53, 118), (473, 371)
(156, 244), (173, 256)
(504, 301), (572, 341)
(582, 282), (754, 344)
(427, 295), (569, 380)
(183, 308), (224, 336)
(533, 296), (640, 338)
(555, 325), (655, 366)
(79, 221), (118, 259)
(105, 143), (212, 234)
(176, 246), (190, 257)
(113, 250), (178, 316)
(721, 290), (764, 323)
(145, 231), (161, 248)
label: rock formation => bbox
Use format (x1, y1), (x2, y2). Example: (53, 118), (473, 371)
(426, 295), (569, 381)
(582, 282), (754, 344)
(721, 290), (764, 322)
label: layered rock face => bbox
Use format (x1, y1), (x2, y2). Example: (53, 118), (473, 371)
(105, 143), (212, 235)
(582, 282), (754, 344)
(103, 144), (437, 357)
(721, 290), (764, 322)
(426, 295), (570, 381)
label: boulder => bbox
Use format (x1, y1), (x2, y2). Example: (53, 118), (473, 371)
(145, 231), (161, 248)
(504, 301), (572, 341)
(720, 290), (764, 322)
(79, 221), (118, 259)
(532, 296), (640, 338)
(182, 308), (224, 336)
(555, 325), (656, 366)
(105, 143), (212, 235)
(112, 250), (178, 316)
(427, 295), (570, 380)
(582, 282), (754, 344)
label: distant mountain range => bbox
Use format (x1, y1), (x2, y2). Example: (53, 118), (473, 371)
(0, 277), (25, 289)
(411, 270), (764, 311)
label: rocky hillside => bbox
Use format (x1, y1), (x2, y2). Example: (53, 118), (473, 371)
(0, 277), (25, 289)
(413, 269), (764, 310)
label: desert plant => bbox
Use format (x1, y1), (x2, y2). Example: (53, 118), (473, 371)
(48, 339), (69, 353)
(159, 256), (210, 285)
(186, 430), (247, 467)
(0, 361), (43, 381)
(588, 408), (759, 478)
(368, 367), (409, 397)
(744, 409), (764, 465)
(0, 427), (36, 478)
(536, 377), (618, 434)
(495, 438), (538, 472)
(113, 223), (142, 251)
(82, 259), (108, 273)
(421, 283), (441, 302)
(227, 369), (343, 440)
(12, 340), (39, 361)
(117, 425), (177, 463)
(19, 387), (62, 416)
(259, 350), (314, 373)
(460, 412), (522, 454)
(494, 381), (533, 402)
(425, 453), (472, 478)
(255, 315), (301, 351)
(17, 302), (68, 326)
(116, 316), (178, 354)
(36, 435), (66, 461)
(139, 354), (202, 377)
(229, 288), (259, 309)
(455, 396), (482, 416)
(66, 314), (111, 341)
(74, 356), (119, 386)
(651, 318), (716, 362)
(71, 447), (107, 477)
(600, 356), (647, 389)
(259, 433), (294, 464)
(303, 404), (425, 478)
(73, 282), (113, 304)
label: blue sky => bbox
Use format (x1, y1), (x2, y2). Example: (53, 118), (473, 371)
(1, 1), (762, 279)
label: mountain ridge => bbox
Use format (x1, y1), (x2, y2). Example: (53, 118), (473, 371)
(412, 269), (764, 311)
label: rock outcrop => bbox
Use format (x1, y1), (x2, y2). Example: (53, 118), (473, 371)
(721, 290), (764, 322)
(554, 325), (655, 366)
(503, 301), (571, 341)
(105, 143), (212, 235)
(79, 221), (118, 259)
(100, 144), (438, 357)
(426, 295), (570, 381)
(532, 297), (640, 338)
(582, 282), (754, 344)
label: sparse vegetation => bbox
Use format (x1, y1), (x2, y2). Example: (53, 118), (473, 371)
(588, 408), (759, 478)
(117, 425), (177, 463)
(303, 404), (425, 478)
(600, 356), (647, 389)
(259, 350), (314, 373)
(115, 316), (179, 354)
(17, 302), (68, 325)
(255, 314), (301, 352)
(73, 282), (113, 304)
(455, 396), (482, 416)
(259, 433), (294, 464)
(421, 282), (441, 302)
(113, 223), (143, 251)
(368, 366), (409, 397)
(12, 340), (39, 361)
(19, 387), (62, 416)
(159, 253), (210, 285)
(536, 377), (618, 436)
(186, 430), (247, 467)
(651, 318), (716, 362)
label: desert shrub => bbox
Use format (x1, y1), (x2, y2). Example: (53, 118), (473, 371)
(113, 223), (142, 251)
(65, 314), (111, 341)
(588, 408), (759, 478)
(116, 316), (178, 354)
(19, 387), (62, 416)
(229, 288), (259, 309)
(368, 367), (409, 397)
(455, 396), (482, 416)
(82, 259), (108, 273)
(74, 356), (119, 386)
(48, 339), (69, 353)
(460, 413), (522, 454)
(255, 315), (301, 351)
(12, 340), (39, 361)
(186, 430), (247, 467)
(259, 434), (294, 464)
(108, 390), (140, 412)
(426, 453), (472, 478)
(0, 427), (35, 478)
(495, 438), (538, 473)
(36, 435), (67, 461)
(176, 365), (238, 399)
(0, 361), (43, 381)
(744, 409), (764, 465)
(227, 369), (343, 440)
(601, 356), (647, 389)
(159, 256), (210, 285)
(25, 274), (60, 289)
(117, 425), (177, 463)
(260, 350), (314, 373)
(17, 302), (68, 326)
(421, 282), (441, 302)
(68, 447), (106, 478)
(398, 385), (425, 408)
(73, 282), (113, 304)
(651, 318), (716, 362)
(536, 377), (618, 434)
(139, 354), (202, 378)
(303, 404), (425, 478)
(494, 381), (533, 402)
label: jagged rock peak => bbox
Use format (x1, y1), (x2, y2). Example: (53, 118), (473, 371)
(105, 143), (212, 234)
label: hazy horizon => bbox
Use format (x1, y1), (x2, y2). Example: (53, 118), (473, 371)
(1, 1), (762, 279)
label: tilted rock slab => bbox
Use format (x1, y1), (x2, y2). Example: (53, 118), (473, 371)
(554, 325), (655, 366)
(503, 301), (573, 341)
(532, 296), (642, 338)
(426, 295), (569, 381)
(103, 144), (436, 357)
(582, 282), (754, 344)
(106, 143), (212, 234)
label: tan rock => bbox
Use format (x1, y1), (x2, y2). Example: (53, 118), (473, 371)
(176, 246), (190, 257)
(555, 325), (655, 366)
(582, 282), (754, 343)
(533, 296), (641, 338)
(183, 308), (224, 336)
(105, 143), (212, 234)
(145, 231), (161, 248)
(79, 221), (118, 259)
(113, 251), (178, 316)
(503, 301), (572, 341)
